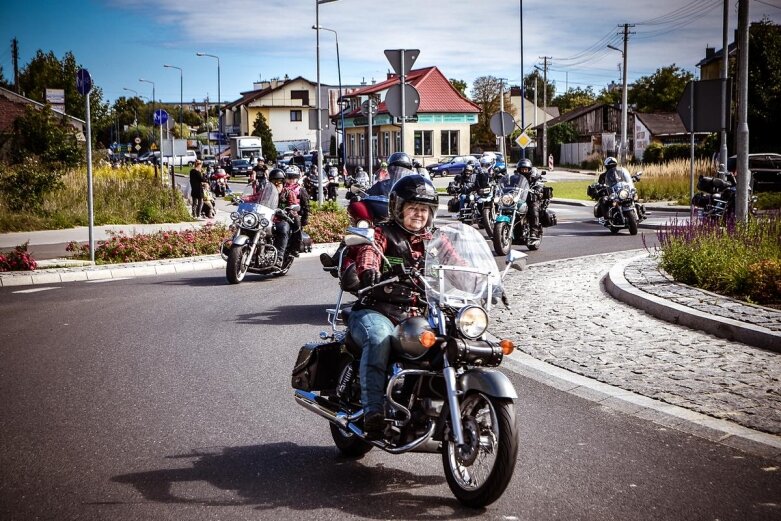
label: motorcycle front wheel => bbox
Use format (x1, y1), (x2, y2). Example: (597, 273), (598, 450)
(226, 245), (250, 284)
(442, 392), (518, 508)
(492, 222), (511, 256)
(627, 211), (638, 235)
(481, 207), (495, 237)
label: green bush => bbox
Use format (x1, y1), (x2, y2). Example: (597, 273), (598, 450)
(0, 157), (66, 211)
(642, 143), (664, 163)
(305, 201), (350, 243)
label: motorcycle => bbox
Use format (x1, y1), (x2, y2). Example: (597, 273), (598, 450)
(326, 168), (340, 201)
(293, 222), (525, 507)
(691, 166), (757, 222)
(588, 169), (646, 235)
(492, 171), (557, 255)
(209, 169), (230, 197)
(221, 183), (298, 283)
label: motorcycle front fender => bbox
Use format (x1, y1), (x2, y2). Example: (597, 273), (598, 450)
(232, 234), (250, 247)
(495, 215), (512, 224)
(458, 367), (518, 399)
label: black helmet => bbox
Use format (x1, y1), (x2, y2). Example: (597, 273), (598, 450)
(268, 168), (286, 182)
(388, 174), (438, 232)
(387, 152), (412, 169)
(604, 156), (618, 169)
(516, 158), (532, 171)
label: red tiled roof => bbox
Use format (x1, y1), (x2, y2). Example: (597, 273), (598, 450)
(344, 66), (480, 117)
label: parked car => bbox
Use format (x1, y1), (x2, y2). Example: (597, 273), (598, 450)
(136, 151), (161, 164)
(202, 155), (218, 169)
(229, 159), (252, 176)
(426, 155), (478, 177)
(727, 153), (781, 192)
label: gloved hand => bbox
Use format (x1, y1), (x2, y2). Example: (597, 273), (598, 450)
(360, 269), (380, 289)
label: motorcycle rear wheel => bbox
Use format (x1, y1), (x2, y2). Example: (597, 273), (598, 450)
(226, 245), (250, 284)
(442, 393), (518, 508)
(492, 222), (511, 256)
(329, 422), (373, 458)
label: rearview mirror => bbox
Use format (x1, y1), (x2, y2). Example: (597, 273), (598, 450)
(505, 249), (527, 272)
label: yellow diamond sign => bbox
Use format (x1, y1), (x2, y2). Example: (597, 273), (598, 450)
(515, 132), (532, 149)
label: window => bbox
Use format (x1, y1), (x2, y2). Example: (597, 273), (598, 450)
(393, 131), (400, 153)
(414, 130), (433, 156)
(359, 133), (366, 158)
(383, 132), (390, 157)
(290, 110), (302, 122)
(441, 130), (459, 155)
(349, 133), (355, 158)
(290, 90), (310, 106)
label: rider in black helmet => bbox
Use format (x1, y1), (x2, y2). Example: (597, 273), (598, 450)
(348, 174), (439, 438)
(515, 158), (542, 239)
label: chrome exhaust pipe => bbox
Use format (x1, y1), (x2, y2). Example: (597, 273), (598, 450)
(294, 389), (349, 428)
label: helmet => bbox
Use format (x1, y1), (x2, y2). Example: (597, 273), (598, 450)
(380, 161), (388, 168)
(464, 164), (475, 174)
(604, 156), (618, 169)
(355, 166), (365, 173)
(516, 158), (532, 172)
(284, 166), (300, 179)
(387, 152), (412, 169)
(479, 155), (494, 168)
(268, 168), (286, 182)
(388, 174), (439, 232)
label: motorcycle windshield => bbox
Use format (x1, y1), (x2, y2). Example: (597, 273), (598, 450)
(499, 175), (530, 200)
(238, 182), (279, 212)
(423, 222), (503, 309)
(366, 166), (416, 198)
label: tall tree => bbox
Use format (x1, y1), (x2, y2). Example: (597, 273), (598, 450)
(628, 64), (693, 113)
(522, 70), (555, 106)
(0, 65), (11, 90)
(251, 112), (277, 161)
(552, 86), (597, 114)
(470, 75), (513, 149)
(596, 86), (621, 106)
(746, 19), (781, 152)
(449, 78), (467, 97)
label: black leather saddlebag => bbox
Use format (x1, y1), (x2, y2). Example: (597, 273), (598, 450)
(291, 341), (342, 391)
(447, 197), (460, 213)
(541, 209), (558, 227)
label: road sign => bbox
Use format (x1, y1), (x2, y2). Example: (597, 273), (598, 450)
(308, 108), (330, 130)
(676, 79), (732, 133)
(134, 137), (141, 144)
(490, 111), (515, 136)
(360, 99), (378, 117)
(384, 49), (420, 77)
(515, 132), (532, 149)
(153, 109), (168, 126)
(76, 68), (92, 95)
(134, 144), (141, 151)
(384, 83), (420, 119)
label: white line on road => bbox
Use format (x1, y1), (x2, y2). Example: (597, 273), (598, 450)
(13, 287), (61, 294)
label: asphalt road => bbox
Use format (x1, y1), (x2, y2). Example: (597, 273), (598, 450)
(1, 213), (778, 520)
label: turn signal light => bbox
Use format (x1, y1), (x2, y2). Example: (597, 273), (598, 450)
(500, 339), (515, 355)
(419, 331), (437, 349)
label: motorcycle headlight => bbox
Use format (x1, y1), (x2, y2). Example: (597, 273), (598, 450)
(456, 306), (488, 340)
(259, 217), (270, 229)
(501, 194), (515, 206)
(241, 212), (259, 228)
(619, 189), (629, 200)
(356, 219), (371, 228)
(230, 211), (239, 221)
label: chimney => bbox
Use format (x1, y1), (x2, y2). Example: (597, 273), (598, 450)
(371, 77), (376, 85)
(705, 46), (715, 59)
(361, 77), (367, 86)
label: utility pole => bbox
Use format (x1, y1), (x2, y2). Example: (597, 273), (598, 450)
(719, 0), (730, 166)
(539, 57), (551, 167)
(11, 38), (19, 93)
(519, 0), (525, 159)
(619, 23), (634, 164)
(499, 78), (507, 161)
(735, 0), (750, 221)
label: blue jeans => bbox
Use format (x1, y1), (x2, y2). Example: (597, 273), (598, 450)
(347, 308), (395, 415)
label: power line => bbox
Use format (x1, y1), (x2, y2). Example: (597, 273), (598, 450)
(636, 0), (720, 26)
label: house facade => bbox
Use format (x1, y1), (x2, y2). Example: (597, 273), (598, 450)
(634, 112), (709, 160)
(339, 67), (481, 170)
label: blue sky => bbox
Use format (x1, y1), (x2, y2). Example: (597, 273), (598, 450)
(1, 0), (780, 106)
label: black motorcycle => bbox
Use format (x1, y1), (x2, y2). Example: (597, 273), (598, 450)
(692, 167), (757, 222)
(293, 222), (525, 507)
(588, 169), (646, 235)
(221, 184), (298, 283)
(492, 171), (556, 254)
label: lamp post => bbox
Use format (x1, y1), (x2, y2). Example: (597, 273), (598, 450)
(139, 78), (158, 176)
(122, 87), (140, 135)
(313, 24), (344, 170)
(315, 0), (340, 204)
(196, 52), (221, 154)
(163, 64), (184, 139)
(607, 43), (628, 163)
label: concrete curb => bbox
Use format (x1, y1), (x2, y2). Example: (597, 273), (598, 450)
(605, 253), (781, 353)
(0, 242), (342, 287)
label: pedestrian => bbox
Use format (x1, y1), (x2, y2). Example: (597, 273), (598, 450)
(548, 153), (554, 171)
(189, 160), (206, 219)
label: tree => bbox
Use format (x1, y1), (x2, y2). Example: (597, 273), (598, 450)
(596, 86), (621, 106)
(552, 86), (596, 114)
(746, 19), (781, 153)
(522, 70), (555, 106)
(470, 76), (513, 149)
(12, 104), (82, 166)
(251, 112), (277, 162)
(449, 78), (467, 97)
(0, 65), (11, 90)
(628, 64), (693, 113)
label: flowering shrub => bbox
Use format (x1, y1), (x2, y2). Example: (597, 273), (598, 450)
(304, 201), (350, 244)
(656, 212), (781, 306)
(66, 224), (231, 264)
(0, 242), (37, 272)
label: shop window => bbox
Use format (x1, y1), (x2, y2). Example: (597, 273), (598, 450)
(414, 130), (433, 156)
(441, 130), (459, 155)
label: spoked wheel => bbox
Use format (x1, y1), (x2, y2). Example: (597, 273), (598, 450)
(226, 245), (250, 284)
(442, 393), (518, 508)
(492, 222), (511, 256)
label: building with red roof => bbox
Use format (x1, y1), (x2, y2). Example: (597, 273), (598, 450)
(339, 66), (480, 171)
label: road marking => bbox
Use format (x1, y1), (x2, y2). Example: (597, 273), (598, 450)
(13, 287), (60, 294)
(85, 277), (131, 283)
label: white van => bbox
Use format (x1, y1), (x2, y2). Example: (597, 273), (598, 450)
(163, 150), (198, 167)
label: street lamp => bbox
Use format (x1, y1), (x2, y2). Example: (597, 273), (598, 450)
(313, 24), (344, 170)
(607, 43), (628, 163)
(122, 87), (140, 130)
(163, 64), (184, 138)
(196, 52), (221, 154)
(315, 0), (340, 204)
(139, 78), (158, 175)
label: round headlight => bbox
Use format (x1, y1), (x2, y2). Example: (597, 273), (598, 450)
(259, 217), (270, 228)
(501, 194), (515, 206)
(230, 211), (239, 221)
(618, 189), (629, 200)
(456, 306), (488, 339)
(241, 213), (259, 228)
(356, 219), (371, 228)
